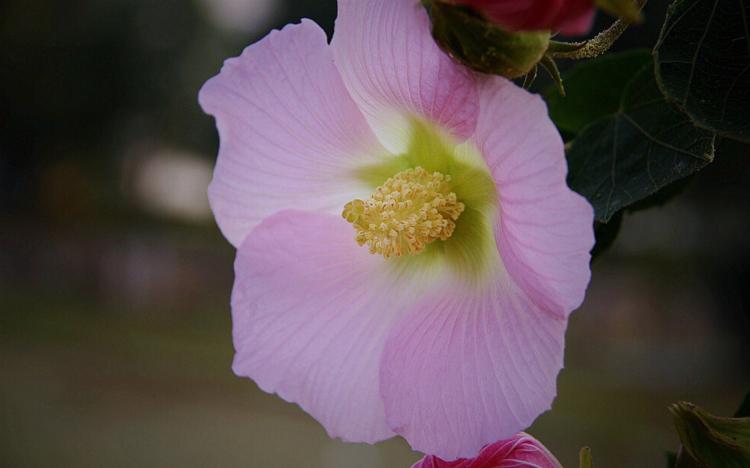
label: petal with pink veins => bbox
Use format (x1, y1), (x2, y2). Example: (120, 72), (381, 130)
(332, 0), (480, 152)
(232, 210), (437, 443)
(380, 273), (566, 460)
(200, 20), (385, 247)
(473, 77), (594, 319)
(380, 77), (592, 460)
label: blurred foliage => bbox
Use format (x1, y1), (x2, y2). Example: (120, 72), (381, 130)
(546, 49), (651, 135)
(654, 0), (750, 143)
(0, 0), (335, 221)
(1, 0), (221, 218)
(670, 400), (750, 468)
(566, 65), (714, 222)
(735, 392), (750, 419)
(551, 0), (749, 252)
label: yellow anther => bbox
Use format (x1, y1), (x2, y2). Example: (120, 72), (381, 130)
(342, 167), (465, 258)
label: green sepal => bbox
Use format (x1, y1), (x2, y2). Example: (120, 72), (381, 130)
(429, 3), (549, 79)
(521, 66), (539, 90)
(670, 401), (750, 468)
(538, 55), (564, 96)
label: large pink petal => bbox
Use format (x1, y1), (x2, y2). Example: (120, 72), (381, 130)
(380, 275), (566, 460)
(199, 20), (384, 247)
(232, 210), (431, 443)
(473, 77), (594, 319)
(332, 0), (479, 152)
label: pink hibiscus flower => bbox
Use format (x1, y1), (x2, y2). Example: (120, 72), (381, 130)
(448, 0), (596, 36)
(199, 0), (593, 460)
(413, 433), (562, 467)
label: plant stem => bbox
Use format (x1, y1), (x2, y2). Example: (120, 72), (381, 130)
(547, 0), (647, 60)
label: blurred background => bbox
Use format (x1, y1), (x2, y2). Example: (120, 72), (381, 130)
(1, 1), (748, 467)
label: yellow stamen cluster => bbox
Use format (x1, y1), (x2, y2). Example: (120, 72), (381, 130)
(342, 167), (465, 258)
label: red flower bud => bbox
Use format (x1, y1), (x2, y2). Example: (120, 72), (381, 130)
(412, 433), (562, 468)
(445, 0), (596, 35)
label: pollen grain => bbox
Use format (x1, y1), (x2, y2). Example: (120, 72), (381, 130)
(342, 166), (464, 259)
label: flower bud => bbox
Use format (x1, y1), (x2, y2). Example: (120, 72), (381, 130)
(430, 2), (550, 79)
(442, 0), (596, 36)
(412, 433), (562, 468)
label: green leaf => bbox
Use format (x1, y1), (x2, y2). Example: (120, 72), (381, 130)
(429, 3), (549, 79)
(674, 449), (702, 468)
(654, 0), (750, 143)
(666, 451), (677, 468)
(545, 50), (652, 135)
(670, 401), (750, 468)
(566, 65), (715, 222)
(736, 391), (750, 418)
(579, 447), (593, 468)
(592, 212), (623, 260)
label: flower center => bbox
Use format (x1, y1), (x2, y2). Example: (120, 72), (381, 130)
(342, 166), (465, 259)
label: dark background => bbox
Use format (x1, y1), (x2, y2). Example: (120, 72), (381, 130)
(1, 1), (748, 467)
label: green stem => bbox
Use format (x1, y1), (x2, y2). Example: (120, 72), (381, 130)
(547, 0), (647, 60)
